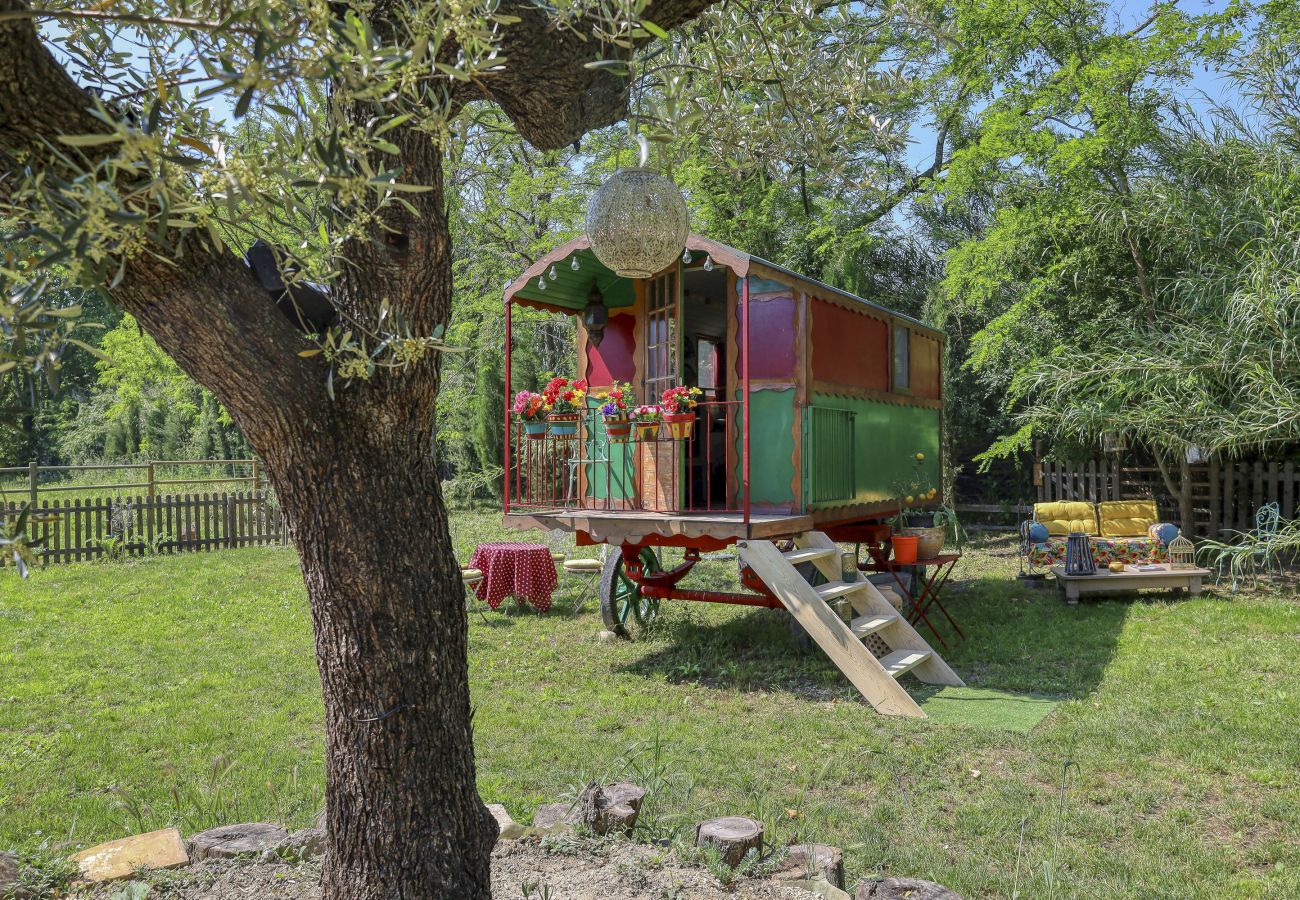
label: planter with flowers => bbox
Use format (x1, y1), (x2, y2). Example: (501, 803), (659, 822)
(659, 385), (703, 440)
(888, 452), (945, 561)
(543, 376), (588, 438)
(630, 405), (663, 440)
(595, 382), (635, 442)
(512, 391), (551, 439)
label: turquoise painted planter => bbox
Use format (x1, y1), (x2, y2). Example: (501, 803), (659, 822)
(523, 421), (548, 439)
(547, 413), (580, 438)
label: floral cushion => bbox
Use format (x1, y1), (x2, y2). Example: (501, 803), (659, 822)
(1028, 536), (1169, 568)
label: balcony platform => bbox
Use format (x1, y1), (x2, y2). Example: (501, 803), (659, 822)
(503, 508), (814, 546)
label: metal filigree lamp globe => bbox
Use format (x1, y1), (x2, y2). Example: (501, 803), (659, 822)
(585, 135), (689, 279)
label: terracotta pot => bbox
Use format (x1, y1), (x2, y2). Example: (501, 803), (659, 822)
(604, 416), (632, 443)
(891, 535), (919, 565)
(899, 525), (944, 560)
(663, 412), (694, 440)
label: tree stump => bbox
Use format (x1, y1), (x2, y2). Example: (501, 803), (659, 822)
(576, 781), (646, 836)
(772, 844), (845, 889)
(856, 876), (963, 899)
(694, 816), (764, 867)
(188, 823), (289, 861)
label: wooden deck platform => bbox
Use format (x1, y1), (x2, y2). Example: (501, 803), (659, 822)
(503, 508), (814, 545)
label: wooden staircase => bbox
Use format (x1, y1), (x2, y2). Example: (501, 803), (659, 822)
(736, 531), (963, 717)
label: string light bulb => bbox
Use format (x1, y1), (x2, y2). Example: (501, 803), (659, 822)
(537, 276), (546, 290)
(682, 248), (692, 264)
(571, 256), (580, 271)
(703, 255), (714, 272)
(549, 264), (557, 280)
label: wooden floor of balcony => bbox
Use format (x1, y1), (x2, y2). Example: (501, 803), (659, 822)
(502, 507), (814, 545)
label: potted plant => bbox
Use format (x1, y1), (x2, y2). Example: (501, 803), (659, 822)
(511, 390), (551, 439)
(595, 382), (635, 442)
(631, 404), (663, 440)
(889, 452), (944, 561)
(660, 385), (703, 440)
(543, 376), (588, 438)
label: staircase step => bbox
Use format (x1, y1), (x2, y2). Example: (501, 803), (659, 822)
(814, 580), (869, 602)
(878, 649), (931, 678)
(782, 546), (839, 566)
(850, 613), (898, 639)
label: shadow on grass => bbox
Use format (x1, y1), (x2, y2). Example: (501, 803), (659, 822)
(617, 572), (1133, 703)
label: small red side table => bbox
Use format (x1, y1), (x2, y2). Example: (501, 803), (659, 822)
(860, 553), (964, 648)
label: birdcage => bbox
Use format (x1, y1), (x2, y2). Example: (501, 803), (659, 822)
(1168, 534), (1196, 570)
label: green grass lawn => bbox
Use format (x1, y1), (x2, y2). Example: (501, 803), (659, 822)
(2, 509), (1298, 898)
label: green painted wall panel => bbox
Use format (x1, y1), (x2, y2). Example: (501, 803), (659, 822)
(808, 394), (940, 507)
(584, 402), (636, 501)
(739, 388), (797, 509)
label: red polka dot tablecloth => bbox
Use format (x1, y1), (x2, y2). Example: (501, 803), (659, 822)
(469, 542), (558, 612)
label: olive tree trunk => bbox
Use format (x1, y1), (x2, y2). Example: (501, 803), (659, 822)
(1, 1), (715, 897)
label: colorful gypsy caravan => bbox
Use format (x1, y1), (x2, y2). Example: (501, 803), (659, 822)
(501, 233), (963, 716)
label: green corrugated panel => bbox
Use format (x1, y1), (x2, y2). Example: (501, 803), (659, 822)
(804, 405), (857, 506)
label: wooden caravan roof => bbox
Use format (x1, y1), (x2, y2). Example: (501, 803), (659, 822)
(505, 233), (943, 340)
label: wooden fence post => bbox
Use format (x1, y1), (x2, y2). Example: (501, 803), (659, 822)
(226, 494), (236, 549)
(28, 460), (37, 509)
(146, 460), (155, 547)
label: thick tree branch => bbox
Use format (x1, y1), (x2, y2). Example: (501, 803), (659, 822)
(466, 0), (718, 149)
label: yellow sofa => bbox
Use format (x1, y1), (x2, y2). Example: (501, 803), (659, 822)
(1028, 500), (1175, 567)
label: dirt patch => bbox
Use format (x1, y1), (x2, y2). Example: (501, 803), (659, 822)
(74, 839), (824, 899)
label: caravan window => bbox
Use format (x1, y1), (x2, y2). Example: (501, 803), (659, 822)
(892, 325), (910, 392)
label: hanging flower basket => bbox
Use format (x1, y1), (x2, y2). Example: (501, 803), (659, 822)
(662, 412), (695, 440)
(511, 391), (551, 440)
(595, 382), (636, 443)
(547, 412), (581, 438)
(630, 404), (663, 441)
(605, 417), (633, 443)
(659, 386), (702, 441)
(542, 376), (588, 439)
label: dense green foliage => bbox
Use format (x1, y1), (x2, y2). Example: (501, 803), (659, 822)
(6, 0), (1300, 492)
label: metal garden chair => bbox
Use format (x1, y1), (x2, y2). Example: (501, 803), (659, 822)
(550, 528), (604, 613)
(1202, 501), (1284, 591)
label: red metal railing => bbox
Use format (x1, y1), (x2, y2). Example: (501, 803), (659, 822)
(506, 400), (740, 515)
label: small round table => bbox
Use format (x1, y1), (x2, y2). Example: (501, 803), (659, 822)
(469, 542), (559, 612)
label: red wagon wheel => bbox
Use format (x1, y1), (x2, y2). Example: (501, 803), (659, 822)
(599, 546), (662, 637)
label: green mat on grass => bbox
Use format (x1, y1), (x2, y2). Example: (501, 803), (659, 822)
(913, 686), (1063, 732)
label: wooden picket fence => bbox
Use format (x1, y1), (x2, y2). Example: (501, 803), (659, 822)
(1, 491), (287, 568)
(1036, 457), (1300, 539)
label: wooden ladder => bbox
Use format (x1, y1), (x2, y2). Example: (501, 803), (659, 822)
(736, 530), (963, 717)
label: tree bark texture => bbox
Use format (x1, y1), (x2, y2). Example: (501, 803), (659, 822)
(1, 0), (716, 896)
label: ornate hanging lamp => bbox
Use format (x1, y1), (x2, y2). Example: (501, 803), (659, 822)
(585, 134), (689, 279)
(582, 280), (608, 347)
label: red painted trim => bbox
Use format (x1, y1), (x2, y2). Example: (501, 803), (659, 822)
(742, 276), (751, 526)
(574, 531), (734, 552)
(640, 586), (785, 609)
(503, 300), (512, 514)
